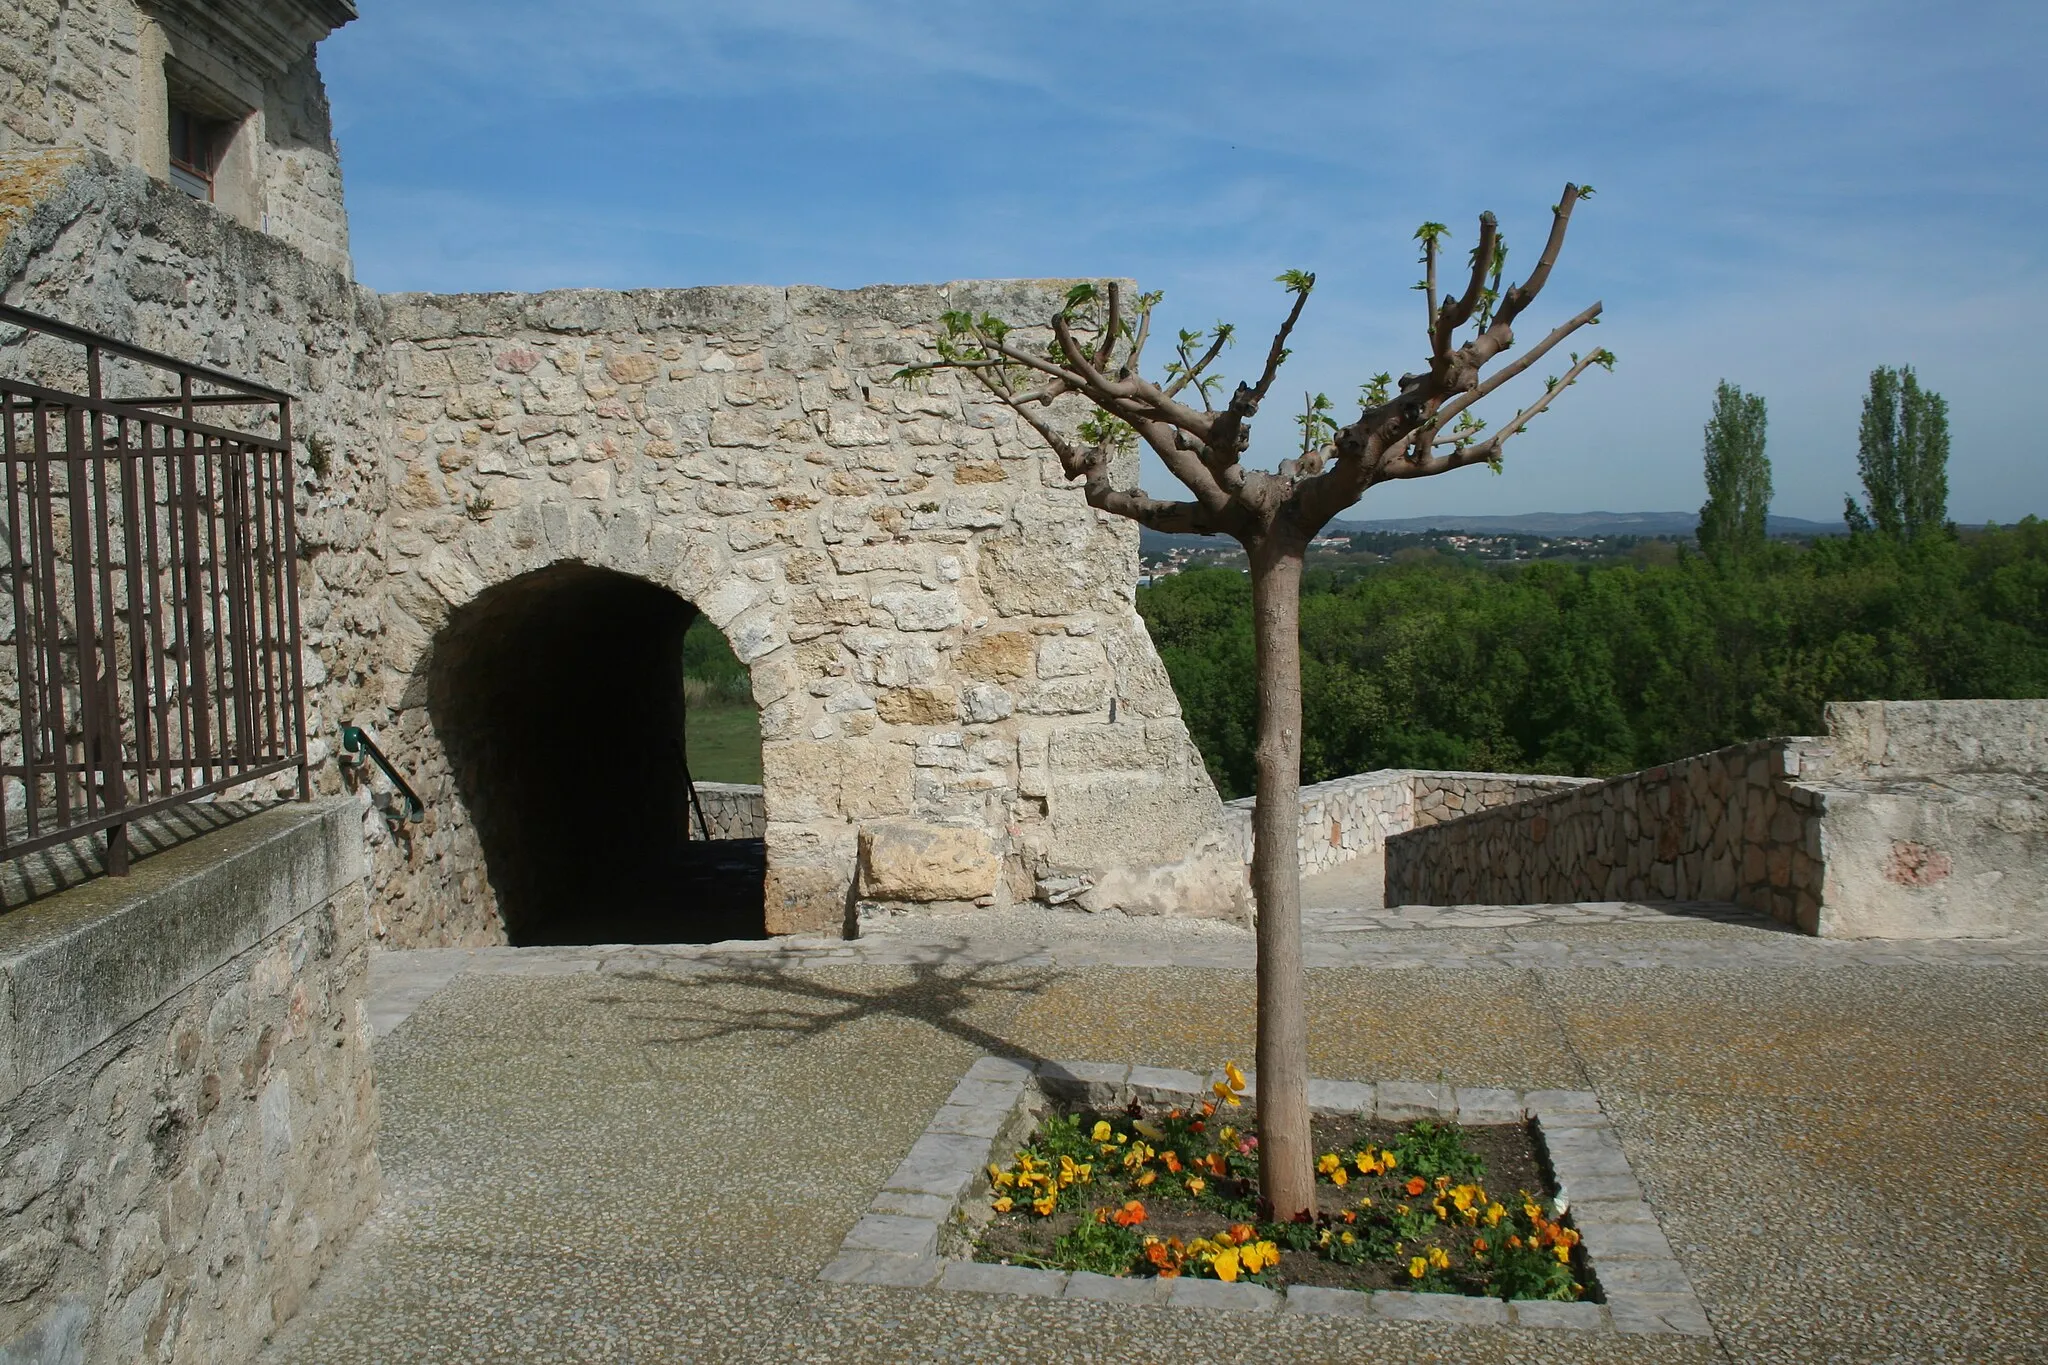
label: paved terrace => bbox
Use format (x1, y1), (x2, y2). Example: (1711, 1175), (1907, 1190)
(265, 864), (2048, 1363)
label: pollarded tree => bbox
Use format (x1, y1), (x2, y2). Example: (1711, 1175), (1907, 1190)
(901, 184), (1609, 1220)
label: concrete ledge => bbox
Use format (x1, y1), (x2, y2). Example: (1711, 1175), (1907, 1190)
(0, 799), (364, 1105)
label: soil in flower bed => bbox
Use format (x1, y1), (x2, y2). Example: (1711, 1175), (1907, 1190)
(974, 1087), (1589, 1301)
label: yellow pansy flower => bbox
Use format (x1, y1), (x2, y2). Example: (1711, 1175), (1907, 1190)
(1224, 1061), (1247, 1091)
(992, 1196), (1013, 1213)
(1092, 1120), (1113, 1142)
(1211, 1247), (1241, 1282)
(1408, 1257), (1427, 1279)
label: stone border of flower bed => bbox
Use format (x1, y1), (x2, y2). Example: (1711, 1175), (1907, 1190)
(819, 1057), (1711, 1337)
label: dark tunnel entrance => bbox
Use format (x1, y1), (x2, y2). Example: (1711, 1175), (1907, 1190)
(427, 563), (765, 946)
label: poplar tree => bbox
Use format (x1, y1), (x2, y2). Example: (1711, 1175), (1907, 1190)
(1697, 381), (1771, 562)
(1846, 366), (1949, 541)
(900, 186), (1609, 1220)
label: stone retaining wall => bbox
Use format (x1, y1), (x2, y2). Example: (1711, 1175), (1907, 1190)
(0, 800), (378, 1364)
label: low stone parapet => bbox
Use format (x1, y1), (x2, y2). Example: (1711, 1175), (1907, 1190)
(1219, 769), (1589, 878)
(693, 782), (766, 840)
(1385, 700), (2048, 938)
(0, 800), (378, 1363)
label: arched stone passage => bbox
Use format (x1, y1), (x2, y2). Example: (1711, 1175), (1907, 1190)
(425, 561), (765, 945)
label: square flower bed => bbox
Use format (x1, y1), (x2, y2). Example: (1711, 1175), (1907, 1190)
(820, 1058), (1712, 1337)
(974, 1064), (1585, 1301)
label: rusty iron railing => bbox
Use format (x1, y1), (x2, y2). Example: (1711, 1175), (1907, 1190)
(0, 305), (308, 874)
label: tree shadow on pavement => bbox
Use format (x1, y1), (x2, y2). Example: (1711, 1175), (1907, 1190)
(596, 954), (1059, 1070)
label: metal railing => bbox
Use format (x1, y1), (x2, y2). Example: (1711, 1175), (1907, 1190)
(0, 305), (308, 873)
(338, 724), (422, 822)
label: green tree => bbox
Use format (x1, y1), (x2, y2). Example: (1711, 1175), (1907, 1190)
(1846, 365), (1950, 541)
(903, 186), (1609, 1221)
(1696, 381), (1771, 562)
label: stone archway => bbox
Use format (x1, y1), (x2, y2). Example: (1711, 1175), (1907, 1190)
(425, 561), (764, 945)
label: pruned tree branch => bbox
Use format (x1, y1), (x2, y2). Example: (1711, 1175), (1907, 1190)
(1433, 212), (1498, 357)
(1377, 344), (1610, 480)
(897, 181), (1605, 553)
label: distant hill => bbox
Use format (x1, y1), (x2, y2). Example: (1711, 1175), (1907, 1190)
(1139, 511), (1845, 551)
(1326, 511), (1846, 539)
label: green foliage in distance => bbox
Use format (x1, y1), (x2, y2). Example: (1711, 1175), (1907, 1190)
(682, 614), (752, 705)
(1847, 366), (1950, 542)
(1697, 381), (1772, 564)
(1139, 520), (2048, 798)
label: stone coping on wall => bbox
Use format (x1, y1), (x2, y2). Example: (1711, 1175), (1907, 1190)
(0, 797), (366, 1106)
(820, 1056), (1711, 1337)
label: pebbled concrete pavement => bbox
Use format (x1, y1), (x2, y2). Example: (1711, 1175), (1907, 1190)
(262, 898), (2048, 1363)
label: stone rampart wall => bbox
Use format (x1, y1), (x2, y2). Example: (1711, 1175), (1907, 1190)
(1220, 769), (1590, 878)
(693, 782), (766, 841)
(0, 800), (378, 1365)
(373, 284), (1223, 934)
(1386, 740), (1825, 927)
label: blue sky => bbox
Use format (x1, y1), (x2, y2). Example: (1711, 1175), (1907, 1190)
(322, 2), (2046, 523)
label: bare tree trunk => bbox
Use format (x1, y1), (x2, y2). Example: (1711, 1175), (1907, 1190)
(1248, 534), (1315, 1221)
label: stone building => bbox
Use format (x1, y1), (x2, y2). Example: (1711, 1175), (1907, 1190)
(0, 2), (1239, 949)
(2, 0), (355, 273)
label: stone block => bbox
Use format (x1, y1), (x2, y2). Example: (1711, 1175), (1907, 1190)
(1553, 1173), (1643, 1202)
(1510, 1299), (1609, 1330)
(868, 1190), (953, 1220)
(1591, 1260), (1693, 1293)
(1605, 1290), (1713, 1336)
(762, 864), (848, 936)
(946, 1077), (1027, 1109)
(939, 1261), (1068, 1298)
(818, 1250), (942, 1287)
(1305, 1080), (1375, 1115)
(1454, 1087), (1525, 1124)
(882, 1132), (991, 1200)
(857, 822), (1001, 902)
(1066, 1271), (1168, 1304)
(1576, 1221), (1676, 1259)
(964, 1055), (1034, 1085)
(1569, 1198), (1660, 1227)
(1376, 1081), (1454, 1121)
(925, 1104), (1009, 1140)
(1523, 1089), (1602, 1115)
(1370, 1291), (1509, 1326)
(959, 631), (1036, 681)
(875, 686), (958, 726)
(841, 1214), (940, 1258)
(1166, 1278), (1279, 1313)
(1283, 1285), (1372, 1317)
(1129, 1066), (1207, 1101)
(1036, 1060), (1129, 1104)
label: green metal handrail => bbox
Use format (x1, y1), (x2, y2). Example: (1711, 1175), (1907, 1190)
(338, 725), (424, 822)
